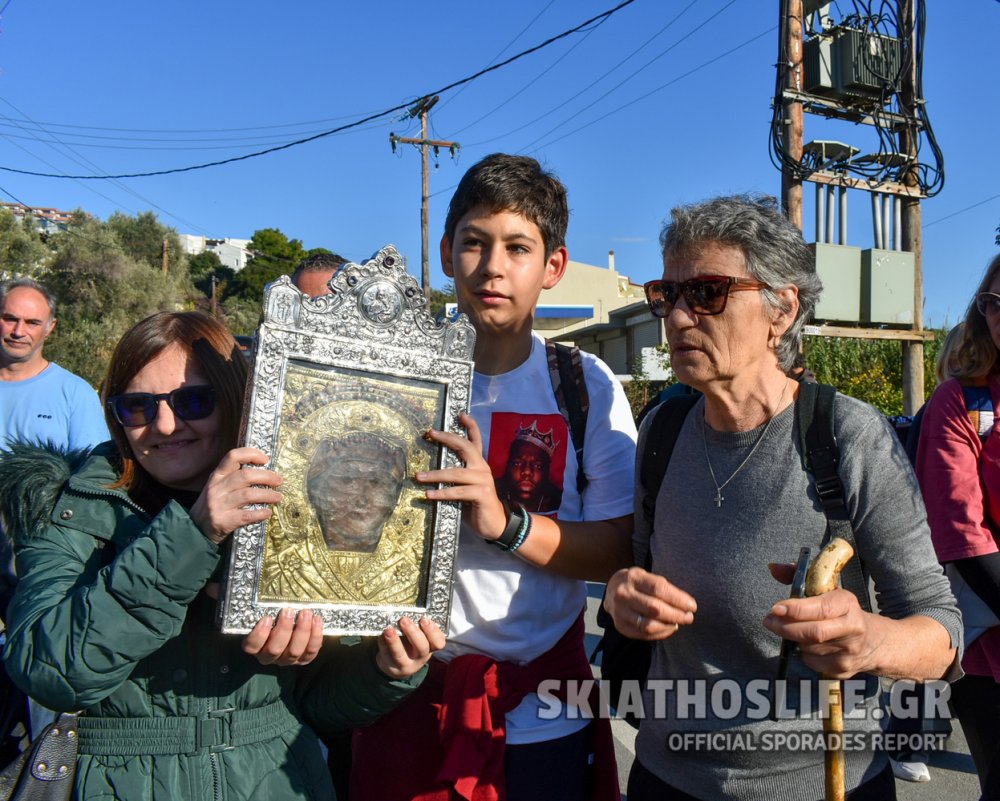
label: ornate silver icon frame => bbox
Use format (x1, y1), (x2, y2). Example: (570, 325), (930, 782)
(219, 246), (475, 636)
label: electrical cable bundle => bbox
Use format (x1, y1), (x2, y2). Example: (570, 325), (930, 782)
(769, 0), (944, 197)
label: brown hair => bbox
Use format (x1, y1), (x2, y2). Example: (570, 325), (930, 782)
(951, 253), (1000, 380)
(443, 153), (569, 257)
(100, 311), (247, 496)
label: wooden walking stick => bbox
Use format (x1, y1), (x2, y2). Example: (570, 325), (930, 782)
(804, 537), (855, 801)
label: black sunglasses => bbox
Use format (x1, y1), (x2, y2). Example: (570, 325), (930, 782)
(976, 292), (1000, 317)
(643, 275), (769, 318)
(107, 385), (216, 428)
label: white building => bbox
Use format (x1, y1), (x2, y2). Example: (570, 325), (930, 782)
(179, 234), (252, 272)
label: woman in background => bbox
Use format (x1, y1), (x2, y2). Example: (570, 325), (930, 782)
(916, 254), (1000, 799)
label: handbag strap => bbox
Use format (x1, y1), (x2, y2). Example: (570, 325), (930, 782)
(0, 711), (78, 801)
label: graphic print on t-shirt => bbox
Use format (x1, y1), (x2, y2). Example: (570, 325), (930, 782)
(488, 412), (568, 515)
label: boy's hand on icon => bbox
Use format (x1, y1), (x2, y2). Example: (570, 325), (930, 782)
(415, 412), (508, 541)
(375, 616), (446, 679)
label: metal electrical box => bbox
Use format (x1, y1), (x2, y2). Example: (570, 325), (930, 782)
(834, 29), (902, 96)
(804, 36), (836, 96)
(803, 28), (901, 103)
(811, 243), (861, 323)
(861, 249), (915, 325)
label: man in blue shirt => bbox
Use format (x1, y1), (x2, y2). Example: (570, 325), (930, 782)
(0, 277), (108, 752)
(0, 277), (107, 453)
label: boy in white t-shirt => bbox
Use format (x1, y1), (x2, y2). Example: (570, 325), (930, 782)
(352, 154), (636, 801)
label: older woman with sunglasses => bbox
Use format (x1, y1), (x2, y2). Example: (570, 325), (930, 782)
(603, 195), (959, 801)
(914, 253), (1000, 798)
(0, 311), (443, 801)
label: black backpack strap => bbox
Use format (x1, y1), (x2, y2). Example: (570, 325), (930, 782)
(796, 382), (873, 614)
(639, 395), (700, 537)
(903, 405), (925, 466)
(546, 341), (591, 494)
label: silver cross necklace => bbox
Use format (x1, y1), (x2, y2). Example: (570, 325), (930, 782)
(701, 380), (789, 507)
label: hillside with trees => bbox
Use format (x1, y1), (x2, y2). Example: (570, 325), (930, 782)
(0, 207), (350, 387)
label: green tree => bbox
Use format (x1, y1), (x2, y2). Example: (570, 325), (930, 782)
(41, 212), (194, 386)
(107, 210), (185, 277)
(0, 208), (49, 275)
(428, 283), (456, 319)
(803, 330), (945, 415)
(623, 358), (653, 419)
(227, 228), (306, 302)
(187, 250), (236, 302)
(187, 250), (224, 281)
(221, 295), (264, 336)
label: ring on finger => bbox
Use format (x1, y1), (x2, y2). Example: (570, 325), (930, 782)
(636, 613), (644, 628)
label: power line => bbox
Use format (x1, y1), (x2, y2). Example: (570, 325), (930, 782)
(0, 183), (28, 206)
(426, 22), (774, 198)
(0, 0), (638, 182)
(520, 0), (737, 151)
(463, 0), (704, 148)
(0, 131), (139, 213)
(0, 119), (392, 151)
(526, 25), (774, 153)
(438, 0), (558, 112)
(0, 97), (213, 237)
(0, 108), (389, 136)
(449, 4), (626, 139)
(924, 194), (1000, 228)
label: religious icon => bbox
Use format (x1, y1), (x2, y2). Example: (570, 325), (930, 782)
(219, 246), (475, 636)
(257, 365), (442, 609)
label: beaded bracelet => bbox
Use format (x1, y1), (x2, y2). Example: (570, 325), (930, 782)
(504, 506), (532, 553)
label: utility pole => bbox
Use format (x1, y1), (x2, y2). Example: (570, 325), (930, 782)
(162, 237), (169, 277)
(899, 0), (924, 413)
(390, 96), (459, 299)
(780, 0), (804, 228)
(775, 0), (932, 415)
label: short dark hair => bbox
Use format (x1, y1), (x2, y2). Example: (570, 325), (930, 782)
(101, 311), (247, 497)
(0, 277), (57, 318)
(292, 252), (347, 277)
(443, 154), (569, 256)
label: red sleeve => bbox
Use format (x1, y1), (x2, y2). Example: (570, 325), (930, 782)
(916, 378), (1000, 562)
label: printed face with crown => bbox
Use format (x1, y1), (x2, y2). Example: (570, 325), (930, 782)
(501, 420), (559, 510)
(441, 207), (567, 345)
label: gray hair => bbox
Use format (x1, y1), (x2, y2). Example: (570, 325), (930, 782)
(659, 194), (821, 373)
(0, 277), (57, 319)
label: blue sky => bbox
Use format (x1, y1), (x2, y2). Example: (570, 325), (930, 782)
(0, 1), (996, 328)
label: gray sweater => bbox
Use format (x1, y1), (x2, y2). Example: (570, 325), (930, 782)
(633, 392), (961, 801)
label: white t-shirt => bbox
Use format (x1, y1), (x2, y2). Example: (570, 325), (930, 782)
(438, 333), (637, 743)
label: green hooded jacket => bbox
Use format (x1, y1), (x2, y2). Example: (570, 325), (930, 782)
(0, 443), (426, 801)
